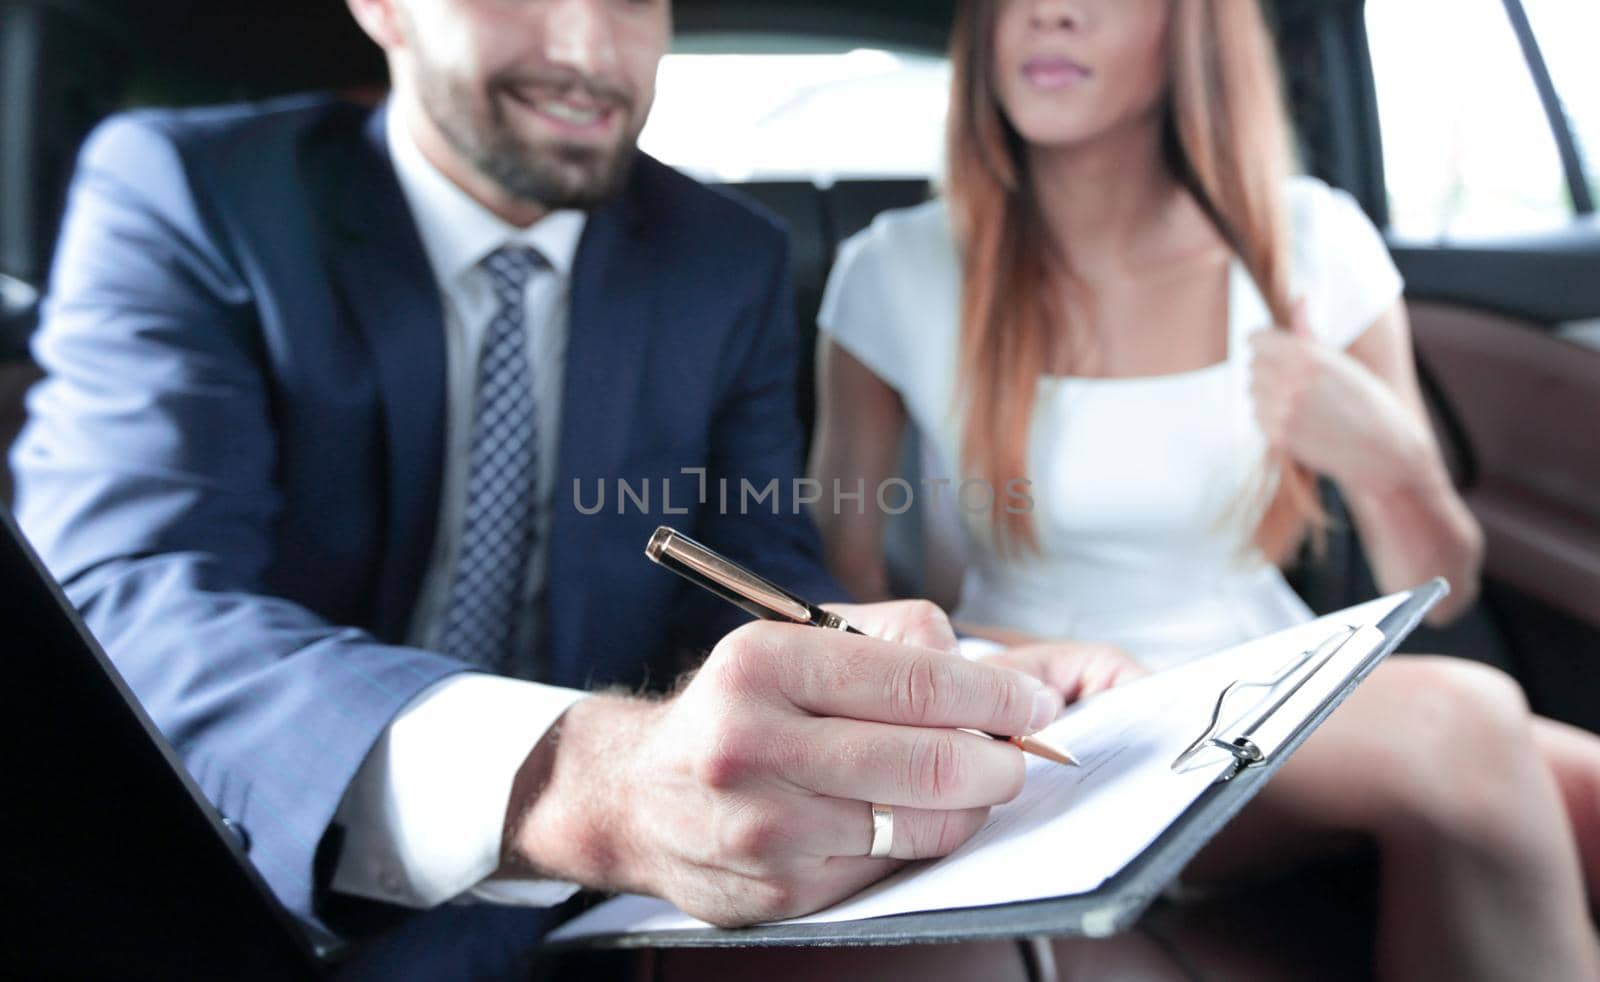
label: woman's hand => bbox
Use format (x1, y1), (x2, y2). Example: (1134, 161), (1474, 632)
(981, 640), (1147, 704)
(1249, 298), (1431, 495)
(1250, 298), (1483, 623)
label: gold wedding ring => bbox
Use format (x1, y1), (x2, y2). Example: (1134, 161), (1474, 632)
(869, 802), (894, 859)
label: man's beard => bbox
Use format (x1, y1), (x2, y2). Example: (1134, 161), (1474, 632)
(417, 63), (643, 211)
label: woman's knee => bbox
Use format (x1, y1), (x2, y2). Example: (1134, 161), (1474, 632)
(1394, 656), (1530, 727)
(1367, 657), (1539, 843)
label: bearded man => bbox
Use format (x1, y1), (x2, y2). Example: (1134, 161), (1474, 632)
(10, 0), (1014, 972)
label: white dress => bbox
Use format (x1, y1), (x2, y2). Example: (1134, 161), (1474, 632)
(819, 177), (1404, 671)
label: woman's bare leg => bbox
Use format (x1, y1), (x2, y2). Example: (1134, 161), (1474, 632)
(1533, 715), (1600, 907)
(1188, 657), (1599, 982)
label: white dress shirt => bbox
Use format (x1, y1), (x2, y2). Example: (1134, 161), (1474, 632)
(329, 107), (593, 910)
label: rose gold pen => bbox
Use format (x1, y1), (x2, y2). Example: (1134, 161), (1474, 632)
(646, 526), (1078, 767)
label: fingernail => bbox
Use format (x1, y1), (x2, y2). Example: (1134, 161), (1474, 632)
(1030, 688), (1058, 732)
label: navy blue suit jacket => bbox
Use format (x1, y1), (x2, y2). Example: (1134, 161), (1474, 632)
(12, 96), (841, 939)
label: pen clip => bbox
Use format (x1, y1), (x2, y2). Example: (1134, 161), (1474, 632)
(647, 526), (823, 626)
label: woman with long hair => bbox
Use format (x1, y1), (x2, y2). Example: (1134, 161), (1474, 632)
(811, 1), (1600, 977)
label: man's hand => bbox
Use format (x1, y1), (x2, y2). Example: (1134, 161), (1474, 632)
(502, 601), (1060, 926)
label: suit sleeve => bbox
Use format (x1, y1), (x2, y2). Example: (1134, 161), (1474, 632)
(671, 228), (852, 649)
(9, 114), (465, 936)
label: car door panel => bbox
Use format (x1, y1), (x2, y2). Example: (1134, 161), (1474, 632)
(1411, 299), (1600, 623)
(1400, 289), (1600, 731)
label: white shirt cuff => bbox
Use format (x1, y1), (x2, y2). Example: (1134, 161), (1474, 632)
(330, 673), (588, 909)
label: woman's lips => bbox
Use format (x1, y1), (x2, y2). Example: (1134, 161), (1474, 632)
(1023, 56), (1092, 90)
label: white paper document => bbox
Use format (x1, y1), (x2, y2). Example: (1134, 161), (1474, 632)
(552, 594), (1408, 942)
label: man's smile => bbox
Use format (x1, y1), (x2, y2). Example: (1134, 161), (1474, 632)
(503, 84), (624, 143)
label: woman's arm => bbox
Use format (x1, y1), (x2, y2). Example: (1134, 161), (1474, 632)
(1251, 300), (1484, 623)
(1338, 302), (1484, 621)
(808, 338), (909, 602)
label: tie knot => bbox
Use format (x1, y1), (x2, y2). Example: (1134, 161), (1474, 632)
(480, 245), (548, 304)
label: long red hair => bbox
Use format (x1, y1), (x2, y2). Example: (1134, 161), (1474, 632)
(946, 0), (1321, 560)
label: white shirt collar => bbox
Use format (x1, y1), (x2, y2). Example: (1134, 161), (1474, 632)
(385, 104), (587, 287)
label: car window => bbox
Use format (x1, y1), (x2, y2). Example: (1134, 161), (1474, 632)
(1519, 0), (1600, 207)
(640, 43), (950, 184)
(1366, 0), (1573, 240)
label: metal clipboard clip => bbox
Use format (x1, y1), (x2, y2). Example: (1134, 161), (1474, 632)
(1171, 623), (1387, 779)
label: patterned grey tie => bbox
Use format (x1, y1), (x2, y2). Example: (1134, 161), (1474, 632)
(438, 244), (547, 675)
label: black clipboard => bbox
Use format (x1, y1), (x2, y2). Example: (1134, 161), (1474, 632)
(547, 580), (1446, 951)
(0, 506), (324, 977)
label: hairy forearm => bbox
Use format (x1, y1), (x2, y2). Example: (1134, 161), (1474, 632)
(498, 694), (662, 893)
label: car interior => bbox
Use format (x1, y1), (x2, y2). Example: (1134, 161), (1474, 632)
(2, 0), (1596, 976)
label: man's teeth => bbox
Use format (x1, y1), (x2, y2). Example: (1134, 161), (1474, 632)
(539, 101), (602, 125)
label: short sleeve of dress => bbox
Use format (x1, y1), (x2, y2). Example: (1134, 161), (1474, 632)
(819, 222), (908, 395)
(818, 201), (959, 400)
(1290, 177), (1405, 350)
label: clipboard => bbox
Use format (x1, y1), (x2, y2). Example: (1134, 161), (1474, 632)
(546, 580), (1446, 952)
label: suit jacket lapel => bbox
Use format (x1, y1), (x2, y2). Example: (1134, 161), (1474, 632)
(545, 167), (658, 684)
(556, 192), (657, 483)
(315, 105), (447, 642)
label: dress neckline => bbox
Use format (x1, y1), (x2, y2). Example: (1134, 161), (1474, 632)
(1041, 258), (1246, 386)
